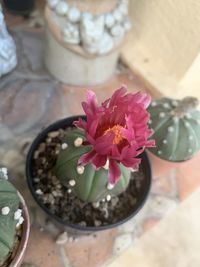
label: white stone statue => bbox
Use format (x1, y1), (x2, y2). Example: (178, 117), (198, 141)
(0, 5), (17, 78)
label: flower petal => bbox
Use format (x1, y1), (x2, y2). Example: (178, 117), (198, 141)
(78, 150), (96, 166)
(92, 154), (107, 169)
(108, 160), (121, 185)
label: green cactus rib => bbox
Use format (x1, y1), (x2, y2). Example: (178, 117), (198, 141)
(0, 174), (20, 266)
(55, 128), (131, 203)
(148, 98), (200, 161)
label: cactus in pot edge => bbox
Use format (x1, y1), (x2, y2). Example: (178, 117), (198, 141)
(55, 86), (155, 203)
(0, 168), (23, 266)
(148, 96), (200, 162)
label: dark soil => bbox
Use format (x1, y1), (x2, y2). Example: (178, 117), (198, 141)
(31, 128), (145, 227)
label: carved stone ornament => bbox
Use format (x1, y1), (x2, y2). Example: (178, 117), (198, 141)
(0, 4), (17, 78)
(47, 0), (131, 55)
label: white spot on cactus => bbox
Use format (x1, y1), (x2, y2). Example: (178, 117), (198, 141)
(168, 126), (174, 132)
(151, 101), (157, 107)
(101, 198), (106, 202)
(67, 188), (72, 194)
(107, 183), (115, 190)
(1, 207), (10, 215)
(55, 1), (69, 15)
(61, 143), (68, 150)
(173, 117), (179, 123)
(149, 120), (152, 124)
(185, 113), (191, 119)
(103, 159), (109, 170)
(172, 100), (178, 107)
(106, 195), (111, 201)
(159, 112), (165, 118)
(74, 137), (83, 147)
(184, 122), (190, 128)
(129, 167), (137, 172)
(163, 139), (168, 144)
(189, 135), (193, 141)
(69, 179), (76, 187)
(36, 189), (43, 195)
(188, 148), (192, 153)
(163, 103), (170, 109)
(158, 150), (162, 155)
(197, 120), (200, 125)
(1, 167), (8, 179)
(77, 165), (85, 175)
(14, 209), (22, 220)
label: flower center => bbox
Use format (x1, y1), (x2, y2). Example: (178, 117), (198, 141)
(104, 124), (124, 145)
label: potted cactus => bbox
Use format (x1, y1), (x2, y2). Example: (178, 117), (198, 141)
(147, 96), (200, 176)
(0, 168), (30, 267)
(26, 86), (155, 232)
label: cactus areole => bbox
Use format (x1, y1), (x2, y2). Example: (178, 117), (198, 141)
(0, 168), (24, 266)
(148, 97), (200, 162)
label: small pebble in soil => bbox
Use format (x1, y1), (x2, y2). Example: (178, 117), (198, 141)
(106, 195), (111, 201)
(35, 189), (43, 195)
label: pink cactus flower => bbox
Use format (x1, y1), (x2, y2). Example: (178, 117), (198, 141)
(74, 86), (155, 185)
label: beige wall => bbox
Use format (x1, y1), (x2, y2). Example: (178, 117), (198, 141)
(122, 0), (200, 99)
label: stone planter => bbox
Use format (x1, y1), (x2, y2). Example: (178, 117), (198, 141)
(44, 0), (131, 86)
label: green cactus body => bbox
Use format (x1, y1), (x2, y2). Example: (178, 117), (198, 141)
(148, 97), (200, 161)
(55, 128), (131, 202)
(0, 169), (20, 266)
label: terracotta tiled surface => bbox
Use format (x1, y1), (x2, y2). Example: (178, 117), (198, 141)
(0, 3), (200, 267)
(23, 226), (63, 267)
(64, 230), (117, 267)
(176, 152), (200, 201)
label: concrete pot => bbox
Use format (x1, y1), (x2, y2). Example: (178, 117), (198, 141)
(45, 28), (120, 86)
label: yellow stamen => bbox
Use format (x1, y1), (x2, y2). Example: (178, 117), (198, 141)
(104, 124), (123, 145)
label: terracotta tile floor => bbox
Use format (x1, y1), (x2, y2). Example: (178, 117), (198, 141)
(1, 4), (200, 267)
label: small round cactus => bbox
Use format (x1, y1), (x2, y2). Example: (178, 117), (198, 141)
(55, 128), (131, 203)
(148, 96), (200, 161)
(0, 168), (23, 266)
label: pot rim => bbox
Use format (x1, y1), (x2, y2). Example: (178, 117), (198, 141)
(26, 115), (152, 232)
(9, 192), (30, 267)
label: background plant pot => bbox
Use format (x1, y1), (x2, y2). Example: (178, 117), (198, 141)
(45, 27), (120, 86)
(26, 115), (152, 234)
(3, 0), (34, 16)
(9, 192), (30, 267)
(147, 150), (196, 178)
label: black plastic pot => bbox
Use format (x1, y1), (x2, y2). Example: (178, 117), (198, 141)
(3, 0), (35, 16)
(26, 115), (152, 233)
